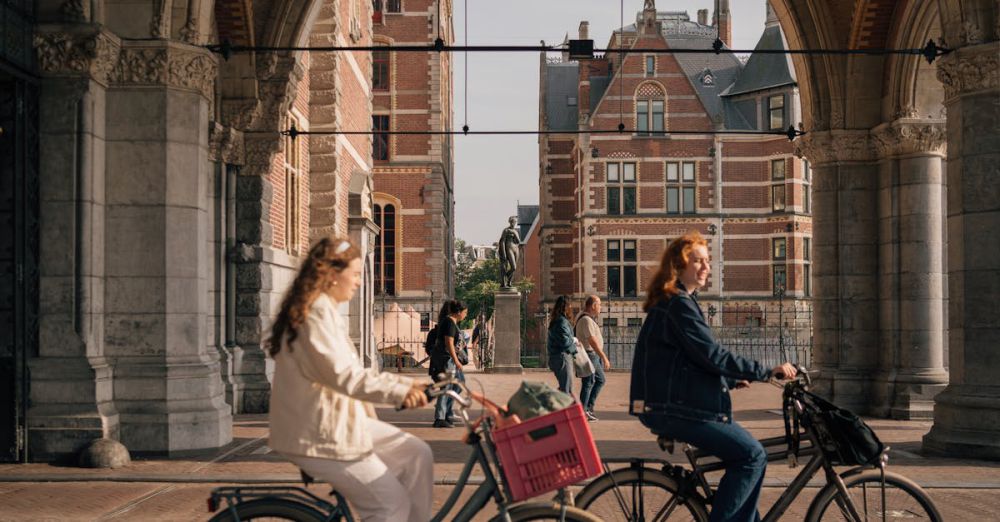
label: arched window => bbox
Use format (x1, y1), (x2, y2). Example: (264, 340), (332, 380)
(635, 83), (665, 136)
(373, 203), (397, 295)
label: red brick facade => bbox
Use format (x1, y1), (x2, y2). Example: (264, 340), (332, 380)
(372, 0), (455, 305)
(538, 8), (812, 318)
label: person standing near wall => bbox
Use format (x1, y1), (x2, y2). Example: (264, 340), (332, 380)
(576, 295), (610, 421)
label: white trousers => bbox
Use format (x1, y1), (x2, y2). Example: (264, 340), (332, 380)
(282, 417), (434, 522)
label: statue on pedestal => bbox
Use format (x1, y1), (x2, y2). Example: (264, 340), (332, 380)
(497, 215), (521, 289)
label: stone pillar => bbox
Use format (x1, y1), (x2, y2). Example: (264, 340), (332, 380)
(489, 290), (523, 374)
(923, 40), (1000, 458)
(348, 171), (378, 367)
(872, 121), (949, 419)
(29, 28), (122, 460)
(795, 131), (879, 411)
(103, 40), (231, 453)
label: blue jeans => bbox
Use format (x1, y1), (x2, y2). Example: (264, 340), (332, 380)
(433, 360), (465, 421)
(644, 415), (766, 522)
(579, 351), (605, 412)
(548, 352), (573, 395)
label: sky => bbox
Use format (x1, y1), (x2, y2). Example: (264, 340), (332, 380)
(452, 0), (768, 245)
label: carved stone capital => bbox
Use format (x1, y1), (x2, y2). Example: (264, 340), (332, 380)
(242, 134), (283, 177)
(34, 28), (121, 85)
(209, 123), (246, 165)
(111, 41), (217, 101)
(873, 121), (947, 158)
(936, 42), (1000, 102)
(794, 130), (875, 166)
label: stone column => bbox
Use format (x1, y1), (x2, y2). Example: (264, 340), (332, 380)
(924, 40), (1000, 458)
(28, 28), (122, 460)
(103, 40), (231, 453)
(795, 131), (879, 412)
(872, 121), (949, 419)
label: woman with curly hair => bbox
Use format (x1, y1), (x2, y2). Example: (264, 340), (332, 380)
(267, 237), (432, 522)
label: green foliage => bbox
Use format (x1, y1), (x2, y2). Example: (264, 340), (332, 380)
(454, 240), (535, 329)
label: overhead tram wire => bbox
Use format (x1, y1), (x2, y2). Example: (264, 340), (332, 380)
(207, 40), (951, 64)
(281, 125), (806, 141)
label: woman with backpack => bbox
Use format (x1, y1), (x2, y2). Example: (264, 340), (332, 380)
(267, 237), (432, 522)
(546, 295), (577, 394)
(630, 232), (797, 522)
(430, 299), (468, 427)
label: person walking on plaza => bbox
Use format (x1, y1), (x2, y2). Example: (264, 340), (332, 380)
(430, 299), (468, 428)
(576, 295), (610, 421)
(546, 295), (576, 394)
(267, 237), (432, 522)
(630, 231), (797, 522)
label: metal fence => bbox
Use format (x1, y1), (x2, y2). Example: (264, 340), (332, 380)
(374, 297), (437, 370)
(524, 299), (813, 371)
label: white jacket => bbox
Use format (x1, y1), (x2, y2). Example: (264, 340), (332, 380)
(269, 293), (413, 460)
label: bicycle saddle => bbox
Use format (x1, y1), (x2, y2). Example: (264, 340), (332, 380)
(656, 435), (676, 454)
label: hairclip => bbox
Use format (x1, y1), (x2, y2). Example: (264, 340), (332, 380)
(335, 241), (351, 254)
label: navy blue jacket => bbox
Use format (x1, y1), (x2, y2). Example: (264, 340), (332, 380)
(629, 285), (771, 422)
(546, 315), (577, 357)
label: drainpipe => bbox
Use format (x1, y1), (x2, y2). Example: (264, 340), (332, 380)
(225, 164), (238, 348)
(714, 136), (724, 298)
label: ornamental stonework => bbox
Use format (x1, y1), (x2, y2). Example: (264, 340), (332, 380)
(872, 122), (947, 158)
(34, 29), (121, 85)
(209, 123), (245, 165)
(794, 131), (874, 165)
(112, 42), (217, 101)
(936, 43), (1000, 101)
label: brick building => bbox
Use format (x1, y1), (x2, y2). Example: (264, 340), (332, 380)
(537, 1), (811, 325)
(371, 0), (456, 336)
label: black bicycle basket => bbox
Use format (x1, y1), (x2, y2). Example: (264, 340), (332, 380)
(793, 390), (885, 466)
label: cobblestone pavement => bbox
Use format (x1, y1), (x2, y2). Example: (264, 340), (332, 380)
(2, 371), (999, 520)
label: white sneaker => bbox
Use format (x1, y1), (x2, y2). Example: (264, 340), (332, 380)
(585, 410), (598, 421)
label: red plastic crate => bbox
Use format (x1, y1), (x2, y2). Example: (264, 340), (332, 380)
(492, 403), (602, 502)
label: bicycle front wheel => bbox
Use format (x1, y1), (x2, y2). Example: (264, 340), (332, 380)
(806, 469), (942, 521)
(208, 498), (327, 521)
(498, 502), (604, 522)
(575, 467), (709, 522)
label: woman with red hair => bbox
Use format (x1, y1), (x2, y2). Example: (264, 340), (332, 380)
(629, 231), (796, 522)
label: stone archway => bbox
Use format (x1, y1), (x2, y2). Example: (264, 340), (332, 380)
(768, 0), (999, 458)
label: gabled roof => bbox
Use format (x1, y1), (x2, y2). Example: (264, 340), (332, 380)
(724, 24), (796, 96)
(517, 204), (540, 241)
(605, 11), (742, 125)
(543, 62), (579, 131)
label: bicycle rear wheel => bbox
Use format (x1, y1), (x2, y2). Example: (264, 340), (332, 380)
(575, 467), (709, 522)
(806, 469), (942, 521)
(208, 498), (328, 521)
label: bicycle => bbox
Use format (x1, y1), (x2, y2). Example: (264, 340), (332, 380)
(206, 374), (602, 521)
(575, 367), (942, 521)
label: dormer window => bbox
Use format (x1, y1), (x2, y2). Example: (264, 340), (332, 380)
(567, 96), (577, 106)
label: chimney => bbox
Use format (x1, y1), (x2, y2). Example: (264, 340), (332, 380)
(697, 9), (708, 26)
(578, 21), (589, 41)
(713, 0), (732, 48)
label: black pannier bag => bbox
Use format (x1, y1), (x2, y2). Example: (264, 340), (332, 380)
(788, 390), (885, 466)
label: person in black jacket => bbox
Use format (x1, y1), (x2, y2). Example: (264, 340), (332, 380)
(546, 295), (577, 394)
(630, 232), (796, 522)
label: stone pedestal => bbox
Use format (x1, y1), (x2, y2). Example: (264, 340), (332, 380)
(488, 290), (523, 374)
(923, 41), (1000, 459)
